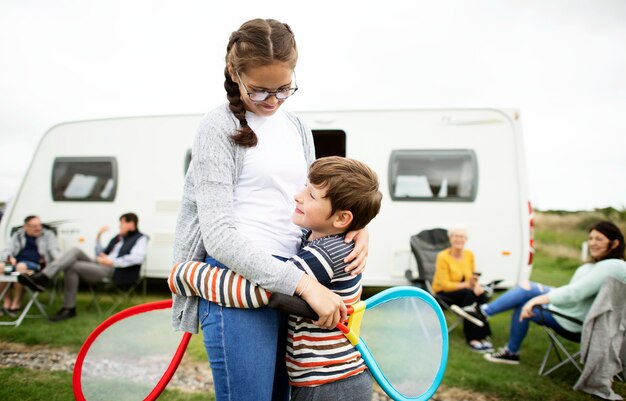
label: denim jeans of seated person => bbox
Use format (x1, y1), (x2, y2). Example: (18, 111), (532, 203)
(484, 282), (568, 353)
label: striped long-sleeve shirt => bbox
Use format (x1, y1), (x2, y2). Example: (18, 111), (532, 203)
(168, 232), (367, 387)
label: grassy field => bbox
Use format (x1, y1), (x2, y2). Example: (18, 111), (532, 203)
(1, 209), (625, 400)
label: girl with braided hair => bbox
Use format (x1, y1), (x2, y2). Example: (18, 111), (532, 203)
(171, 18), (369, 401)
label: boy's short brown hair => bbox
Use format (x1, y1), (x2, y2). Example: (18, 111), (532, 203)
(308, 156), (382, 232)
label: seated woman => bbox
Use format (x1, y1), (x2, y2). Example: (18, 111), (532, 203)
(468, 220), (626, 364)
(432, 226), (493, 352)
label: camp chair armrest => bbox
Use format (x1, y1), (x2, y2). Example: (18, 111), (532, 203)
(484, 279), (503, 289)
(405, 269), (425, 285)
(532, 305), (583, 325)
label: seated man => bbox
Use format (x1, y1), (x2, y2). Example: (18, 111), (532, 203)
(0, 215), (60, 313)
(19, 212), (148, 321)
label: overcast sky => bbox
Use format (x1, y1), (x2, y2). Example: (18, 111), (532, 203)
(1, 0), (625, 211)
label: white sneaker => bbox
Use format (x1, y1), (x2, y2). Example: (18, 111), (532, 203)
(484, 348), (520, 365)
(481, 340), (494, 353)
(450, 304), (485, 327)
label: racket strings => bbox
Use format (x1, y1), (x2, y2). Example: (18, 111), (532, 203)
(360, 296), (445, 399)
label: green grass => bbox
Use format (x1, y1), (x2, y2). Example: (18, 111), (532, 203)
(0, 283), (207, 358)
(439, 303), (611, 401)
(0, 367), (212, 401)
(0, 285), (213, 400)
(534, 229), (585, 249)
(529, 252), (580, 287)
(0, 367), (74, 401)
(1, 210), (625, 400)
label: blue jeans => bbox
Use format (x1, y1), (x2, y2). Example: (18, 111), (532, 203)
(484, 282), (567, 353)
(199, 256), (289, 401)
(9, 260), (41, 273)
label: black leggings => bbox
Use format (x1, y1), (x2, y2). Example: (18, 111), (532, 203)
(437, 288), (491, 342)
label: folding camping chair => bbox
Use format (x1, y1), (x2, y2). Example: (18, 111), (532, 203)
(8, 224), (63, 307)
(88, 260), (146, 315)
(405, 227), (502, 332)
(405, 228), (464, 332)
(536, 276), (626, 386)
(0, 274), (48, 326)
(534, 306), (583, 377)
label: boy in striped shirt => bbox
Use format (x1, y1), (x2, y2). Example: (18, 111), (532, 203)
(169, 156), (382, 400)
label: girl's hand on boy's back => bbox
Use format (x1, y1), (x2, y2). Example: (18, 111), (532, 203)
(301, 279), (347, 329)
(344, 227), (369, 275)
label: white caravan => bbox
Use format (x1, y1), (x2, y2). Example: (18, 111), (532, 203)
(0, 109), (534, 288)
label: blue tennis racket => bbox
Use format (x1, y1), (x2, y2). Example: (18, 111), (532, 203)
(269, 285), (448, 401)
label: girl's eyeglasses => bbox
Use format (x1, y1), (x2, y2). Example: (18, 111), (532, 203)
(235, 70), (298, 102)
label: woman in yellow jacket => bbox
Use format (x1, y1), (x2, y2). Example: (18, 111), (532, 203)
(433, 226), (492, 352)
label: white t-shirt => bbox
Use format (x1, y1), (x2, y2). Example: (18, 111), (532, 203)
(232, 109), (308, 258)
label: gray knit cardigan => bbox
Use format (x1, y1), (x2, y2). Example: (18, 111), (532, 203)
(171, 104), (315, 333)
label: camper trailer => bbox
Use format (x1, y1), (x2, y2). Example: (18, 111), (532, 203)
(0, 109), (533, 288)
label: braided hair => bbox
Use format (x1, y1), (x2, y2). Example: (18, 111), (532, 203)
(224, 19), (298, 147)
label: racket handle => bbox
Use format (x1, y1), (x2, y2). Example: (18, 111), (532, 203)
(268, 293), (319, 320)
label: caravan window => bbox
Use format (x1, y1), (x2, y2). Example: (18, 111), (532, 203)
(51, 157), (117, 202)
(388, 150), (478, 202)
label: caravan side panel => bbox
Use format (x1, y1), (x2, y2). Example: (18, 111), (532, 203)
(299, 109), (532, 288)
(0, 115), (202, 278)
(0, 109), (532, 288)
